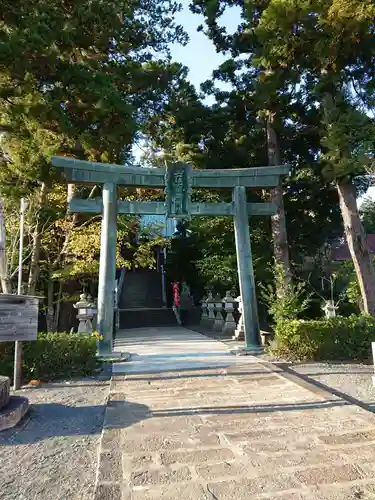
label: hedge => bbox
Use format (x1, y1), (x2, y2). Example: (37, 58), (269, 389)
(0, 332), (99, 382)
(270, 315), (375, 362)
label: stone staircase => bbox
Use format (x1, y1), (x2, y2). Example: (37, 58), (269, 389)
(118, 269), (177, 329)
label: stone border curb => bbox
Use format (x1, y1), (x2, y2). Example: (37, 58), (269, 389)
(93, 376), (122, 500)
(0, 396), (29, 432)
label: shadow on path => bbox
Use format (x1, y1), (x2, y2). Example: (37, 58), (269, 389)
(150, 399), (349, 417)
(276, 363), (375, 414)
(0, 400), (149, 446)
(115, 369), (274, 382)
(0, 395), (350, 446)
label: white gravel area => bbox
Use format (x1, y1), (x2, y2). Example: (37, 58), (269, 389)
(288, 362), (375, 410)
(0, 377), (110, 500)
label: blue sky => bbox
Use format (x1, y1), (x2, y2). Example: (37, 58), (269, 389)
(170, 1), (240, 90)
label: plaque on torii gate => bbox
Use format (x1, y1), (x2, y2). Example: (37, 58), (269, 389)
(51, 156), (288, 355)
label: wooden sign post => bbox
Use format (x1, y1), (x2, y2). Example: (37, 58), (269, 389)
(51, 156), (288, 355)
(0, 294), (40, 390)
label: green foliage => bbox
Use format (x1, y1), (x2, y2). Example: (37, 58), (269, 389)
(271, 315), (375, 362)
(0, 332), (98, 381)
(0, 0), (187, 167)
(333, 260), (363, 311)
(360, 198), (375, 234)
(259, 262), (311, 324)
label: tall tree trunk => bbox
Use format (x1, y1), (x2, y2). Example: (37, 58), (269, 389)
(54, 183), (97, 268)
(27, 182), (47, 295)
(0, 198), (11, 293)
(45, 183), (78, 329)
(53, 281), (63, 331)
(266, 114), (291, 284)
(337, 178), (375, 315)
(58, 184), (78, 262)
(46, 278), (54, 331)
(46, 278), (63, 332)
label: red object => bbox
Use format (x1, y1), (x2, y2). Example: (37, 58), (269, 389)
(172, 282), (180, 307)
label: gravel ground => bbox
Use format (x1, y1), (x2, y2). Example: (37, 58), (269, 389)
(285, 362), (375, 410)
(0, 377), (110, 500)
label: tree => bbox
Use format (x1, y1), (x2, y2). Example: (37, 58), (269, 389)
(360, 197), (375, 234)
(190, 0), (375, 314)
(142, 43), (342, 287)
(0, 0), (188, 301)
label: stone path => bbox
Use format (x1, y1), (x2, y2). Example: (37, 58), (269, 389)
(95, 327), (375, 499)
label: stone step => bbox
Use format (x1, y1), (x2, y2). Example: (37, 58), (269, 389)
(120, 270), (163, 309)
(118, 308), (177, 330)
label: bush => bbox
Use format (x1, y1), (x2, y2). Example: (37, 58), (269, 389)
(259, 262), (311, 324)
(270, 315), (375, 362)
(0, 332), (99, 382)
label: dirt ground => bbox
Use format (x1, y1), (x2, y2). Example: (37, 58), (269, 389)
(0, 377), (110, 500)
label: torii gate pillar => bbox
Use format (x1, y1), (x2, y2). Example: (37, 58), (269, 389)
(233, 186), (261, 351)
(97, 183), (117, 354)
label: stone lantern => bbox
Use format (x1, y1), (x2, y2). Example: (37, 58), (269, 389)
(200, 295), (208, 328)
(222, 291), (236, 336)
(73, 293), (96, 334)
(213, 293), (225, 332)
(206, 291), (216, 329)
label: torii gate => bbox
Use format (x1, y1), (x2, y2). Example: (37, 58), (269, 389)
(51, 157), (288, 355)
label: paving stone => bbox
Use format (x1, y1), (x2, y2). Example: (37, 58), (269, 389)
(94, 483), (122, 500)
(130, 483), (208, 500)
(121, 434), (188, 453)
(363, 484), (375, 497)
(319, 430), (375, 445)
(247, 449), (343, 471)
(160, 448), (235, 466)
(125, 416), (201, 434)
(241, 441), (292, 454)
(315, 485), (375, 499)
(259, 493), (318, 500)
(296, 464), (365, 486)
(340, 445), (375, 463)
(102, 429), (122, 451)
(130, 466), (192, 486)
(206, 473), (301, 498)
(98, 451), (123, 482)
(124, 454), (154, 470)
(195, 461), (244, 480)
(222, 428), (294, 444)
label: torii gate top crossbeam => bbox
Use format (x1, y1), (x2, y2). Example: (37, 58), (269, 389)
(51, 156), (289, 189)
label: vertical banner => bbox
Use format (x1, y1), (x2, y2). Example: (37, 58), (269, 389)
(172, 281), (180, 307)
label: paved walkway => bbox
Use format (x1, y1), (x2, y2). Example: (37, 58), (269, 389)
(112, 327), (248, 375)
(95, 327), (375, 500)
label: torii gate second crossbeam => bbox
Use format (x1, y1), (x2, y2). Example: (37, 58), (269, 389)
(51, 157), (289, 355)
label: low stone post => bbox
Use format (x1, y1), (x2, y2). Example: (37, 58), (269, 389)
(372, 343), (375, 387)
(322, 300), (337, 318)
(206, 291), (216, 329)
(73, 293), (96, 334)
(200, 295), (208, 327)
(213, 293), (225, 332)
(233, 295), (245, 340)
(222, 291), (236, 337)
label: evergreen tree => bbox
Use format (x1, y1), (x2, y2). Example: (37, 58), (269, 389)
(190, 0), (375, 314)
